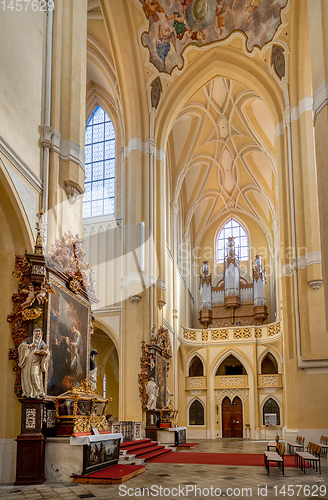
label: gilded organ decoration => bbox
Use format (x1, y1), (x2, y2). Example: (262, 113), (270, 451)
(139, 0), (288, 74)
(199, 238), (268, 328)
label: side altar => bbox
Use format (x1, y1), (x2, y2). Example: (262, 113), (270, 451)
(138, 326), (185, 445)
(7, 222), (116, 484)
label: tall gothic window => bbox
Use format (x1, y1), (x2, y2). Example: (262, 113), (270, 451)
(217, 219), (248, 263)
(83, 106), (115, 218)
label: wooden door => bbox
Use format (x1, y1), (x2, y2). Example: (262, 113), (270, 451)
(222, 396), (243, 437)
(222, 397), (232, 437)
(232, 396), (243, 437)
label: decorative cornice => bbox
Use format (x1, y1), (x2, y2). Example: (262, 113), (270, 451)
(0, 135), (42, 193)
(41, 126), (85, 170)
(123, 138), (165, 163)
(280, 251), (321, 277)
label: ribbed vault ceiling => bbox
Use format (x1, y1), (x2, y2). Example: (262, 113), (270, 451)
(168, 77), (276, 246)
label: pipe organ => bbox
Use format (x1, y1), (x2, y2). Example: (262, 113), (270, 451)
(199, 237), (267, 328)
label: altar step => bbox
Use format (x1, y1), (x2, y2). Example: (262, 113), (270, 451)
(120, 439), (173, 462)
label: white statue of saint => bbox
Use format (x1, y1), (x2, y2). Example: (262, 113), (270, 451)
(18, 328), (50, 399)
(89, 349), (98, 391)
(146, 377), (159, 410)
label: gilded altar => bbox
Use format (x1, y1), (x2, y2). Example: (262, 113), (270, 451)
(55, 380), (111, 436)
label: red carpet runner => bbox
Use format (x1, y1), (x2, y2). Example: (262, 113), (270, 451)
(150, 452), (298, 467)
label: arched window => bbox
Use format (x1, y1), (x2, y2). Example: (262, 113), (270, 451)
(261, 353), (278, 374)
(189, 356), (204, 377)
(217, 219), (248, 263)
(263, 398), (280, 425)
(83, 106), (115, 218)
(189, 399), (205, 426)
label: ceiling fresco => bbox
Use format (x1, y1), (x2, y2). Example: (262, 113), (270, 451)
(139, 0), (288, 73)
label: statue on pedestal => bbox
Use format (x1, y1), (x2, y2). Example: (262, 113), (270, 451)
(18, 328), (50, 398)
(146, 377), (159, 410)
(89, 349), (98, 391)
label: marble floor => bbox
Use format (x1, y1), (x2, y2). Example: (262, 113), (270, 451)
(0, 440), (327, 500)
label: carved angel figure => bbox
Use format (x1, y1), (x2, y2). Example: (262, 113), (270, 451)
(36, 277), (54, 305)
(21, 282), (36, 310)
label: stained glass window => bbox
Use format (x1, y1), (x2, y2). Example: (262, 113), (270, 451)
(217, 219), (248, 263)
(83, 106), (115, 218)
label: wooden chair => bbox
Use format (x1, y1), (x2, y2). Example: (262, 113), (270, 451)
(264, 442), (285, 476)
(267, 434), (279, 451)
(295, 442), (321, 474)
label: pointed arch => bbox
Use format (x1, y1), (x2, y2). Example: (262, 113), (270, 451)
(188, 398), (205, 426)
(83, 105), (116, 219)
(188, 353), (205, 377)
(262, 396), (281, 426)
(216, 218), (249, 264)
(258, 348), (281, 374)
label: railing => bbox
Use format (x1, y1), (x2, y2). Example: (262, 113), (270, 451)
(258, 374), (282, 387)
(185, 377), (207, 390)
(181, 321), (281, 342)
(215, 375), (248, 389)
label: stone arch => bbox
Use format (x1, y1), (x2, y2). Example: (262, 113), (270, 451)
(209, 347), (255, 438)
(91, 317), (120, 420)
(0, 170), (33, 455)
(187, 353), (205, 377)
(258, 348), (281, 374)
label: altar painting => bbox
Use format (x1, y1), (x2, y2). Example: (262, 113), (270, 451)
(46, 282), (90, 396)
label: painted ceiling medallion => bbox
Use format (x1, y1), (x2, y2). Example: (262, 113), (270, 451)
(271, 44), (285, 79)
(151, 76), (163, 107)
(139, 0), (288, 74)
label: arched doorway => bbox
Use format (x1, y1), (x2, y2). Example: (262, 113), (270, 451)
(222, 396), (243, 438)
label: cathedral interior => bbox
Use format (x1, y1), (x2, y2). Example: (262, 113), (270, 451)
(1, 0), (328, 487)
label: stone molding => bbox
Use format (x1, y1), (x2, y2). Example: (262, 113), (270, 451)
(215, 388), (249, 404)
(280, 251), (321, 277)
(313, 79), (328, 124)
(0, 134), (42, 192)
(41, 126), (85, 170)
(123, 138), (166, 163)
